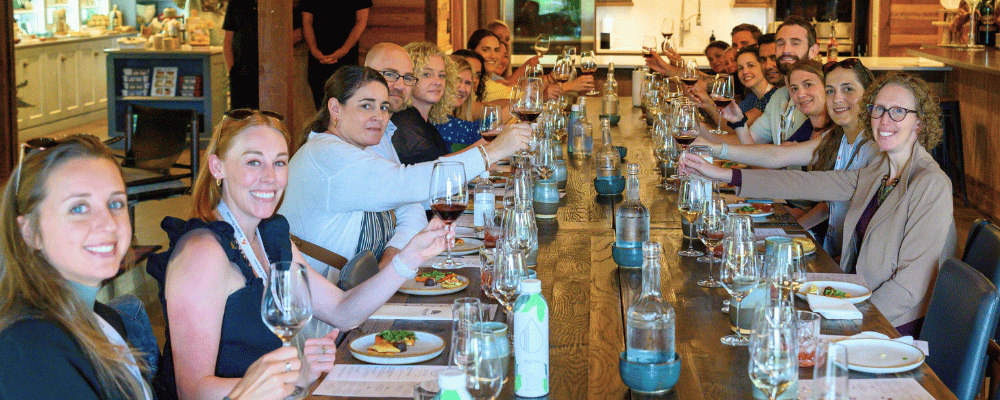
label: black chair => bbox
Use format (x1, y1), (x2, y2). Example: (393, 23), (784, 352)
(932, 100), (968, 206)
(920, 258), (1000, 400)
(110, 104), (200, 228)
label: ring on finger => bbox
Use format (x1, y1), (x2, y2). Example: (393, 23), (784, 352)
(321, 345), (327, 354)
(285, 361), (291, 372)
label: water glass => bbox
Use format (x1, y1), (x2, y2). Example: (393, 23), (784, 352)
(720, 238), (759, 346)
(453, 297), (482, 334)
(811, 342), (849, 400)
(771, 241), (807, 299)
(749, 304), (798, 400)
(467, 325), (504, 400)
(795, 310), (821, 367)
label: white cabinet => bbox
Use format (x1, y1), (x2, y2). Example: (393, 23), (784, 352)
(15, 47), (46, 126)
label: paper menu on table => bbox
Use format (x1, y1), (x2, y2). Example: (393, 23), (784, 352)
(806, 273), (867, 286)
(370, 303), (453, 320)
(797, 377), (934, 399)
(312, 365), (450, 397)
(419, 256), (482, 269)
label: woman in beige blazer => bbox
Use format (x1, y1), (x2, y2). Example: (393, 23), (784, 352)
(684, 73), (957, 335)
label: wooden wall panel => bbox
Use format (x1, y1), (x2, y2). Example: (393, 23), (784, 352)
(952, 67), (1000, 222)
(360, 0), (432, 60)
(1, 0), (16, 179)
(259, 0), (294, 133)
(881, 0), (940, 56)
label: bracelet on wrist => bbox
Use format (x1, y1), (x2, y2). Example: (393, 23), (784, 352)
(477, 145), (491, 167)
(391, 256), (417, 278)
(727, 116), (749, 129)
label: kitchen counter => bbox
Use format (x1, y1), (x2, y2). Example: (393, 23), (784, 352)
(15, 31), (135, 49)
(513, 54), (950, 71)
(908, 46), (1000, 76)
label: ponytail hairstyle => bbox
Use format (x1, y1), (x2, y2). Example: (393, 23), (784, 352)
(192, 111), (290, 221)
(0, 135), (146, 399)
(299, 66), (389, 152)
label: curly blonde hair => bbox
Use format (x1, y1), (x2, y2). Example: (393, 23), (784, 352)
(403, 42), (457, 125)
(859, 72), (942, 150)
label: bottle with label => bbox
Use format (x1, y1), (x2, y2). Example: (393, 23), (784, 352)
(572, 98), (594, 158)
(595, 118), (620, 177)
(978, 0), (998, 47)
(437, 369), (474, 400)
(626, 242), (676, 363)
(615, 164), (650, 249)
(602, 63), (619, 116)
(709, 30), (716, 42)
(514, 278), (549, 397)
(826, 22), (839, 63)
(567, 103), (580, 157)
(474, 171), (495, 228)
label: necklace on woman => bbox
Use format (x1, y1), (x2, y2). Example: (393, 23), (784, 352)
(217, 200), (270, 279)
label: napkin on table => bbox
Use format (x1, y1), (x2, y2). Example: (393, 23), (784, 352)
(807, 294), (862, 320)
(819, 331), (930, 356)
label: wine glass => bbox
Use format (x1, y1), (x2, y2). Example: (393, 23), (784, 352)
(660, 19), (675, 51)
(749, 305), (798, 400)
(720, 238), (758, 346)
(513, 77), (543, 155)
(452, 297), (482, 334)
(502, 201), (537, 260)
(552, 55), (573, 91)
(811, 342), (850, 400)
(771, 241), (807, 300)
(709, 74), (734, 135)
(534, 137), (555, 180)
(579, 51), (599, 96)
(430, 161), (468, 268)
(673, 101), (699, 167)
(493, 239), (525, 323)
(450, 326), (474, 371)
(261, 261), (313, 399)
(479, 105), (502, 142)
(467, 325), (504, 400)
(677, 179), (704, 257)
(697, 195), (727, 288)
(641, 36), (657, 59)
(533, 34), (550, 57)
(680, 59), (699, 88)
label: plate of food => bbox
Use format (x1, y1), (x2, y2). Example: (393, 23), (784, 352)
(713, 159), (748, 169)
(398, 270), (470, 295)
(349, 330), (446, 365)
(796, 280), (872, 304)
(753, 237), (816, 256)
(469, 175), (507, 188)
(443, 237), (484, 256)
(728, 203), (774, 217)
(836, 338), (925, 374)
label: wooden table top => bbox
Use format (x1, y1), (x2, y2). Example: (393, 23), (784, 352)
(308, 100), (956, 400)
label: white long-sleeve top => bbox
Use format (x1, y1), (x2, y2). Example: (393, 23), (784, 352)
(280, 123), (487, 274)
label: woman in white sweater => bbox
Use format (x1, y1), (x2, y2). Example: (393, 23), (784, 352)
(280, 65), (530, 275)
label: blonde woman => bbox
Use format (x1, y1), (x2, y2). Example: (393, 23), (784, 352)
(435, 55), (488, 147)
(386, 42), (459, 165)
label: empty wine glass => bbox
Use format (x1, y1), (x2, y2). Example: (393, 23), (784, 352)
(698, 195), (727, 288)
(467, 325), (504, 400)
(534, 137), (555, 180)
(811, 342), (850, 400)
(677, 179), (704, 257)
(492, 239), (525, 323)
(430, 161), (468, 268)
(771, 241), (807, 300)
(261, 261), (313, 399)
(479, 105), (502, 142)
(450, 327), (474, 371)
(641, 36), (657, 59)
(749, 304), (798, 400)
(579, 51), (599, 96)
(452, 297), (482, 334)
(720, 238), (759, 346)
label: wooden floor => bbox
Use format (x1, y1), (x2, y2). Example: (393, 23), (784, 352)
(45, 119), (993, 354)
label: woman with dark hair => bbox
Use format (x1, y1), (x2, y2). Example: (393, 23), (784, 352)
(685, 72), (956, 334)
(146, 103), (451, 399)
(281, 65), (530, 274)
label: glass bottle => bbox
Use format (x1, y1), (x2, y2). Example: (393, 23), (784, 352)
(615, 164), (650, 249)
(566, 103), (580, 157)
(595, 118), (620, 177)
(474, 171), (495, 228)
(826, 22), (839, 63)
(602, 63), (619, 116)
(571, 97), (593, 158)
(513, 278), (549, 397)
(626, 242), (676, 363)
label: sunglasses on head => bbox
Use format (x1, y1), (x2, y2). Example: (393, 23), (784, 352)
(823, 58), (862, 74)
(15, 134), (100, 194)
(224, 108), (285, 121)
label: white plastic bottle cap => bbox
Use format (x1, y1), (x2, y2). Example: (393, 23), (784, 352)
(520, 278), (542, 294)
(481, 171), (490, 178)
(571, 104), (579, 111)
(437, 369), (467, 390)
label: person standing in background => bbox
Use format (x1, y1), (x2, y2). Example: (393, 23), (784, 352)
(223, 0), (304, 110)
(302, 0), (372, 109)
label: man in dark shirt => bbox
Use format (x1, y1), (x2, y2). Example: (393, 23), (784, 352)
(302, 0), (372, 109)
(223, 0), (303, 109)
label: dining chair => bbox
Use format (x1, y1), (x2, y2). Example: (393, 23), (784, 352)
(962, 219), (1000, 286)
(920, 258), (1000, 400)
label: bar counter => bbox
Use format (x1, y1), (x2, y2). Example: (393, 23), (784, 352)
(307, 98), (955, 400)
(908, 46), (1000, 222)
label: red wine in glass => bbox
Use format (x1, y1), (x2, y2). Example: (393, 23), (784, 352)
(481, 131), (499, 142)
(431, 203), (466, 224)
(580, 68), (596, 76)
(675, 134), (697, 148)
(642, 48), (654, 58)
(713, 97), (733, 108)
(680, 77), (699, 87)
(514, 111), (541, 122)
(554, 75), (570, 84)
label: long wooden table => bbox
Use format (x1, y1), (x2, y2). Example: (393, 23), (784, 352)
(309, 99), (956, 399)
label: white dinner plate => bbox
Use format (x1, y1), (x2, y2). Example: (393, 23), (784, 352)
(796, 280), (872, 304)
(443, 238), (484, 256)
(753, 238), (817, 255)
(398, 274), (470, 296)
(728, 203), (774, 218)
(348, 331), (446, 365)
(837, 338), (925, 374)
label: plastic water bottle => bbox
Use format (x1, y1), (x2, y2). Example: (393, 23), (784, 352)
(567, 103), (580, 157)
(514, 278), (549, 397)
(626, 242), (675, 363)
(437, 369), (473, 400)
(473, 171), (494, 228)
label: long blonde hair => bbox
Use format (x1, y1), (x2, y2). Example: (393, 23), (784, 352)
(191, 112), (291, 221)
(450, 55), (475, 121)
(0, 135), (146, 399)
(403, 42), (457, 124)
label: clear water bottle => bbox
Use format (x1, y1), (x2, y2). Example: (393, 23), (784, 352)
(602, 63), (619, 116)
(571, 98), (593, 158)
(437, 369), (474, 400)
(474, 171), (495, 228)
(566, 103), (580, 157)
(615, 164), (650, 249)
(626, 242), (675, 363)
(514, 278), (549, 397)
(595, 118), (619, 177)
